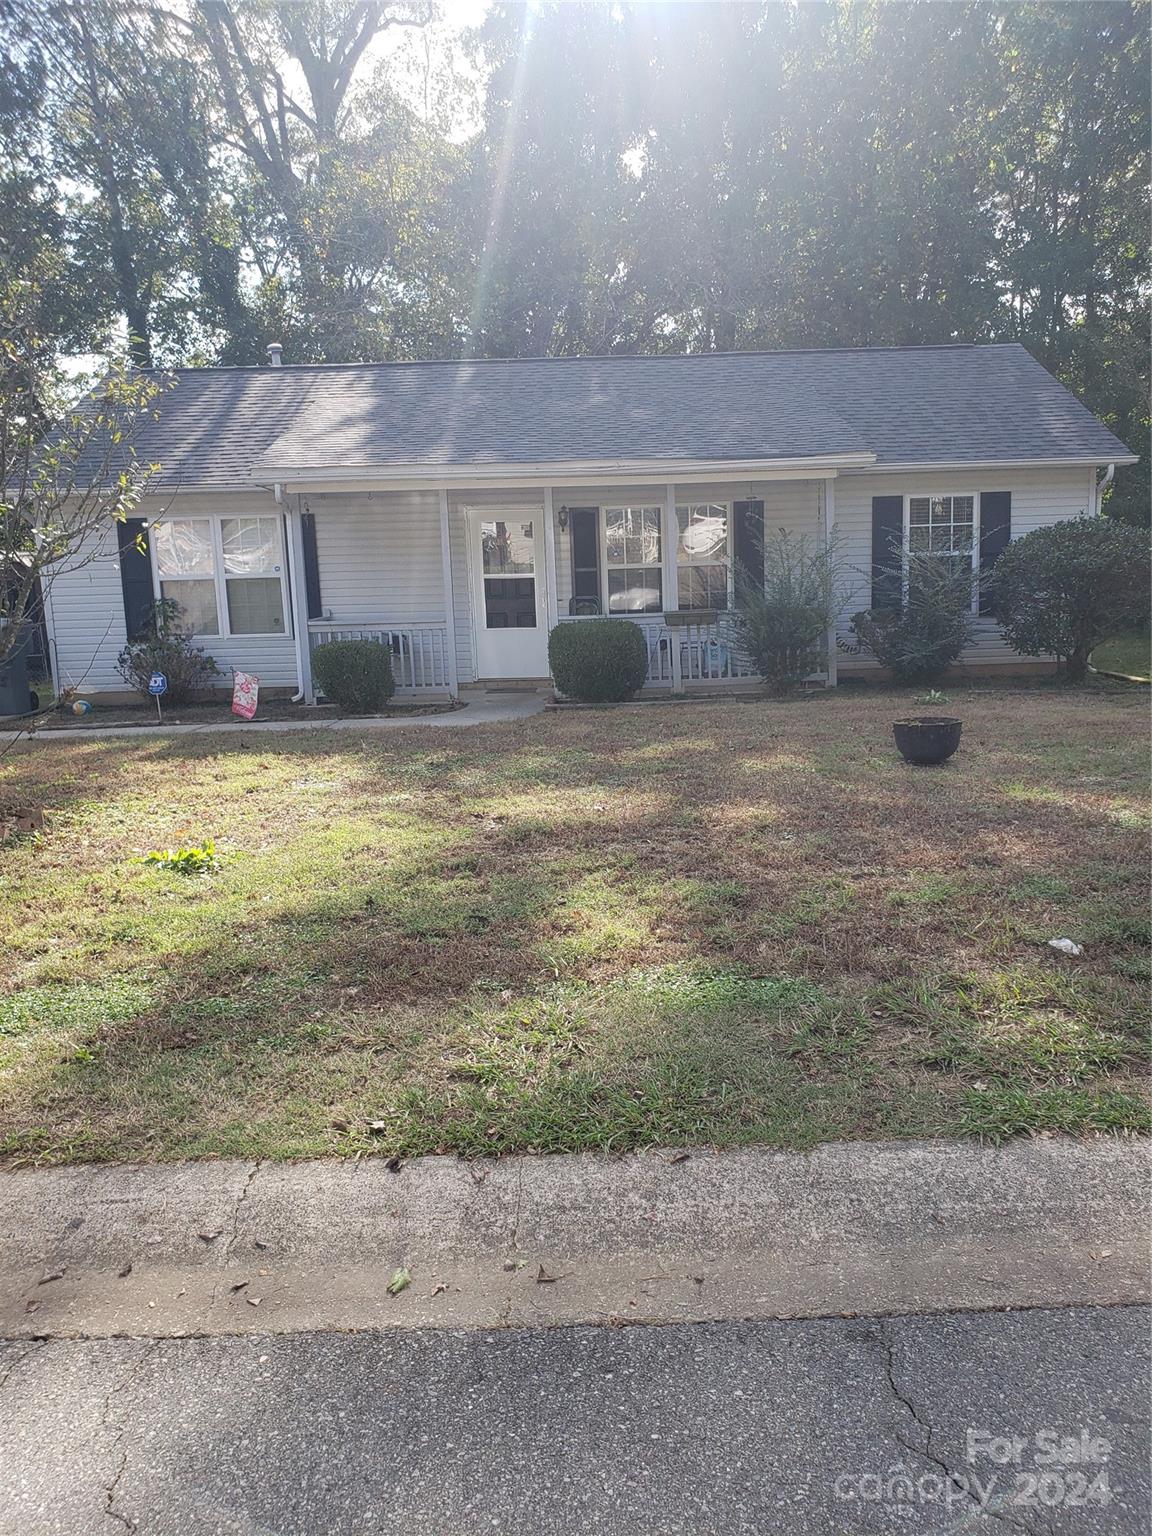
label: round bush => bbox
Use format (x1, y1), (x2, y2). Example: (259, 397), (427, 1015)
(548, 618), (648, 702)
(990, 517), (1151, 681)
(312, 639), (396, 712)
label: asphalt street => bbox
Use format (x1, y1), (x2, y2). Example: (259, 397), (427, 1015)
(3, 1304), (1148, 1536)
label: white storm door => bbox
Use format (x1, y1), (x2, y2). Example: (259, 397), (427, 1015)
(468, 509), (549, 678)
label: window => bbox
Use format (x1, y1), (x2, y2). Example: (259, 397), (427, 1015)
(480, 519), (537, 628)
(604, 505), (662, 613)
(908, 495), (974, 565)
(152, 515), (288, 637)
(676, 502), (730, 610)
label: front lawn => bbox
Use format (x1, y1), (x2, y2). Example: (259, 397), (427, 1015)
(1, 684), (1148, 1163)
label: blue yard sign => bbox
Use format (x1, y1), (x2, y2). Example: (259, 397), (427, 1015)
(148, 671), (168, 721)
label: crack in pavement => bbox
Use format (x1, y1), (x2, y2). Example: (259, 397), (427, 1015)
(224, 1161), (262, 1261)
(878, 1318), (1039, 1536)
(100, 1340), (160, 1534)
(0, 1338), (45, 1391)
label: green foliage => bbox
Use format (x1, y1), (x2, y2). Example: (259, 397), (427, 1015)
(548, 618), (648, 702)
(990, 518), (1152, 681)
(311, 639), (396, 713)
(115, 599), (221, 706)
(851, 554), (976, 684)
(144, 838), (217, 875)
(734, 530), (845, 693)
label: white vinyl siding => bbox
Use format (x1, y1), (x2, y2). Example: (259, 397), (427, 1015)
(833, 467), (1096, 669)
(42, 521), (129, 694)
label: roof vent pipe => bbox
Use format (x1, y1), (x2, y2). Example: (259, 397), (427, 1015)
(266, 342), (283, 368)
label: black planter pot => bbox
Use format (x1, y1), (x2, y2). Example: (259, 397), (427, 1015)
(893, 716), (963, 766)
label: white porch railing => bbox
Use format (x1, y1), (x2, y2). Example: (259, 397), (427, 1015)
(308, 622), (451, 692)
(556, 614), (772, 693)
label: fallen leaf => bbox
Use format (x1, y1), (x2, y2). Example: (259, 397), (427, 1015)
(668, 1152), (691, 1165)
(38, 1269), (63, 1285)
(431, 1282), (448, 1297)
(535, 1264), (570, 1285)
(387, 1267), (412, 1296)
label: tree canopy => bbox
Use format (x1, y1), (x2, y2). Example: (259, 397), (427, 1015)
(1, 0), (1147, 518)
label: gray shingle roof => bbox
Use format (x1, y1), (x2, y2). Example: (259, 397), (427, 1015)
(117, 344), (1132, 487)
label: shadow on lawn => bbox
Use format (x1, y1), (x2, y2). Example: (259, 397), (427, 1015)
(1, 696), (1148, 1161)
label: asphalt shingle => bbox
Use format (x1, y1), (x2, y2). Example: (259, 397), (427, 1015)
(107, 344), (1131, 487)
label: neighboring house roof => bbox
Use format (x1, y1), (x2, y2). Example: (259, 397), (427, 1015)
(101, 343), (1134, 487)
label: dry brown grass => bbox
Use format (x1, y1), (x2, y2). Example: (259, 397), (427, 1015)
(0, 680), (1147, 1162)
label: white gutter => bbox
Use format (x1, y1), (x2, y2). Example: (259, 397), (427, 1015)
(251, 452), (877, 491)
(842, 455), (1139, 475)
(1093, 462), (1116, 514)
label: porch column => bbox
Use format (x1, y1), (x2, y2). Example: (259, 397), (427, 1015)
(285, 496), (315, 704)
(662, 482), (678, 619)
(823, 478), (838, 687)
(662, 483), (683, 693)
(542, 486), (560, 630)
(437, 489), (461, 698)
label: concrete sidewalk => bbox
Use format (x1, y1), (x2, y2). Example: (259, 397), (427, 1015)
(0, 690), (547, 743)
(3, 1136), (1146, 1340)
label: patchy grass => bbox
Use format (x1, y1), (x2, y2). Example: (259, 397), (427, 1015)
(0, 682), (1148, 1163)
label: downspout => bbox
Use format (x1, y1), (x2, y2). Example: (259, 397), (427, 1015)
(1094, 463), (1116, 516)
(277, 481), (308, 704)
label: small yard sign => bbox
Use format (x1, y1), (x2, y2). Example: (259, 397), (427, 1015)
(148, 671), (167, 721)
(232, 671), (259, 720)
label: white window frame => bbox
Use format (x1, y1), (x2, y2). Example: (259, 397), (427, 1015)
(675, 500), (733, 611)
(150, 514), (293, 640)
(903, 491), (981, 615)
(600, 504), (665, 615)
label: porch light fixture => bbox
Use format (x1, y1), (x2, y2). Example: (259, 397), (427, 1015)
(557, 505), (569, 531)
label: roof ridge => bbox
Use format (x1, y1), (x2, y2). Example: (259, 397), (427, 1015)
(142, 342), (1024, 376)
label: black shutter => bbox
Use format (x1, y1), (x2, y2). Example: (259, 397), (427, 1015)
(300, 510), (323, 620)
(732, 499), (765, 599)
(870, 495), (904, 612)
(117, 517), (153, 640)
(568, 507), (601, 612)
(978, 492), (1011, 616)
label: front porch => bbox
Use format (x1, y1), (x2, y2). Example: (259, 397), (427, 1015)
(292, 475), (839, 701)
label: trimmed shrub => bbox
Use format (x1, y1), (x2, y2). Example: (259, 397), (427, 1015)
(548, 618), (648, 702)
(734, 530), (847, 693)
(989, 517), (1151, 681)
(116, 598), (221, 705)
(850, 553), (976, 685)
(312, 639), (396, 712)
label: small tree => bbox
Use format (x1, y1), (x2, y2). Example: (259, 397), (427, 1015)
(849, 553), (976, 685)
(733, 530), (847, 693)
(1, 261), (167, 669)
(989, 517), (1151, 681)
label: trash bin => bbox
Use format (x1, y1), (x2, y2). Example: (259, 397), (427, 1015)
(0, 622), (34, 717)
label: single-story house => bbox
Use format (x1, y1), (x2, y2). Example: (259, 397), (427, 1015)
(44, 343), (1135, 702)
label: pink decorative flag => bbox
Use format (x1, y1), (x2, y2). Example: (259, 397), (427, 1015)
(231, 671), (259, 720)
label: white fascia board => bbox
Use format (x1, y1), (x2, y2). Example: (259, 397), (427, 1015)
(253, 452), (876, 494)
(842, 455), (1139, 476)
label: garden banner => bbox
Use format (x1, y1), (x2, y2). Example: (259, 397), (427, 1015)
(231, 671), (259, 720)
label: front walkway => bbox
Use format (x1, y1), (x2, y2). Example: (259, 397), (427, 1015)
(0, 691), (547, 744)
